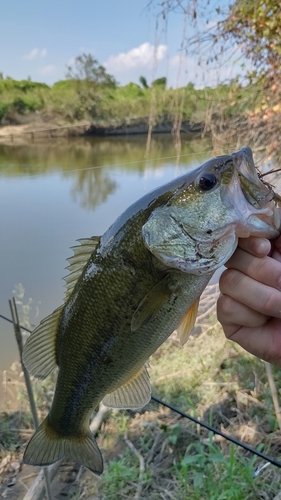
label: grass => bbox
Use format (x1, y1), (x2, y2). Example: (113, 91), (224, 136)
(1, 286), (281, 498)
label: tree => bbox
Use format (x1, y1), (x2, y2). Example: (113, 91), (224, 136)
(65, 54), (117, 120)
(186, 82), (195, 90)
(217, 0), (281, 82)
(66, 53), (116, 87)
(151, 0), (281, 158)
(152, 77), (167, 89)
(215, 0), (281, 155)
(139, 76), (149, 89)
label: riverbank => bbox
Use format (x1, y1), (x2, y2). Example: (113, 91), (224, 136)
(0, 115), (204, 144)
(0, 77), (257, 146)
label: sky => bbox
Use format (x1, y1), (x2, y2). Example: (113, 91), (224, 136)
(0, 0), (239, 88)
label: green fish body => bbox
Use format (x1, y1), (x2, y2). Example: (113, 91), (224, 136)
(23, 147), (280, 474)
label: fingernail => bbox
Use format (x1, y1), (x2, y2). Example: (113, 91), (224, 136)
(255, 239), (271, 256)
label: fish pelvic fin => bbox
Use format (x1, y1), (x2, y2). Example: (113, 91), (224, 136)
(23, 417), (103, 475)
(23, 306), (63, 379)
(176, 297), (200, 346)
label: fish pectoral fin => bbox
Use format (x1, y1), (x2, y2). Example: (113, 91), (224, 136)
(23, 416), (103, 475)
(176, 297), (200, 346)
(131, 276), (172, 332)
(64, 236), (101, 299)
(22, 306), (63, 379)
(102, 365), (151, 410)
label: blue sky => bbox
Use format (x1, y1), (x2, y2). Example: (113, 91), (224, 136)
(0, 0), (237, 87)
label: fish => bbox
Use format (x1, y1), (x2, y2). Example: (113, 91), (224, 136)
(22, 146), (280, 475)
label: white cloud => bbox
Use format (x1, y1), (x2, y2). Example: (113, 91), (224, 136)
(168, 53), (242, 88)
(23, 48), (47, 60)
(67, 57), (75, 67)
(24, 48), (39, 60)
(104, 42), (168, 72)
(40, 64), (56, 75)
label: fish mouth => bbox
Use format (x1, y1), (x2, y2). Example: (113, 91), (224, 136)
(222, 149), (281, 239)
(237, 207), (280, 239)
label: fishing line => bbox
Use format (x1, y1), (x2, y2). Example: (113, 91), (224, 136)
(3, 147), (231, 179)
(259, 168), (281, 178)
(151, 395), (281, 472)
(1, 311), (280, 474)
(0, 313), (32, 333)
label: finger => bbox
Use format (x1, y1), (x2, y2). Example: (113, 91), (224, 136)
(238, 237), (271, 257)
(224, 248), (281, 290)
(217, 294), (269, 330)
(273, 234), (281, 253)
(221, 317), (281, 369)
(271, 236), (281, 263)
(271, 247), (281, 263)
(219, 268), (281, 319)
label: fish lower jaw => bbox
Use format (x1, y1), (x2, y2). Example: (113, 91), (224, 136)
(236, 212), (280, 239)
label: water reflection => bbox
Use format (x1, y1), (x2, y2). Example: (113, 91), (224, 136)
(0, 135), (212, 211)
(0, 134), (213, 386)
(70, 167), (117, 210)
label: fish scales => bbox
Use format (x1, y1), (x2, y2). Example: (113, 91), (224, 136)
(52, 215), (210, 432)
(22, 146), (281, 474)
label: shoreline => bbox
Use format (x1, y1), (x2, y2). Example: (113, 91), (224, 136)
(0, 118), (204, 145)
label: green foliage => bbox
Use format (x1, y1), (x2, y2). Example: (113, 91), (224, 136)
(52, 79), (76, 90)
(0, 79), (49, 92)
(152, 76), (167, 89)
(66, 53), (117, 88)
(220, 0), (281, 81)
(0, 70), (257, 127)
(174, 441), (258, 499)
(63, 54), (117, 120)
(0, 102), (9, 121)
(139, 75), (149, 89)
(186, 82), (195, 90)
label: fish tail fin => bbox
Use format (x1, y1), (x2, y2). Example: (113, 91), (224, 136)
(65, 432), (103, 475)
(23, 417), (104, 475)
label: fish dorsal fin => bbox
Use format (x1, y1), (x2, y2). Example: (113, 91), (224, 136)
(64, 236), (100, 299)
(22, 305), (63, 379)
(176, 297), (200, 346)
(102, 365), (151, 409)
(131, 275), (172, 332)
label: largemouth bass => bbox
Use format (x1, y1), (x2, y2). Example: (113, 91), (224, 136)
(22, 147), (280, 474)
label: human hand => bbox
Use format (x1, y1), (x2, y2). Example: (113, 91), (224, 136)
(217, 235), (281, 368)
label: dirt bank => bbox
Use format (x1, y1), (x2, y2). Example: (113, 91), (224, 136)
(0, 116), (203, 145)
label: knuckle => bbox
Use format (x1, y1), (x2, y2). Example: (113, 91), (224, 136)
(253, 258), (271, 281)
(219, 268), (242, 294)
(217, 294), (235, 320)
(262, 290), (280, 315)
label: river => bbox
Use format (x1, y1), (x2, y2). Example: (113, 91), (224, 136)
(0, 134), (214, 403)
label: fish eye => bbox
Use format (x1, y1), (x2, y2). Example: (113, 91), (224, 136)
(197, 173), (218, 191)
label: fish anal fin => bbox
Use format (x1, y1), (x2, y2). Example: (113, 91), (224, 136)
(64, 236), (100, 299)
(176, 297), (200, 346)
(102, 365), (151, 410)
(23, 417), (103, 475)
(131, 276), (172, 332)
